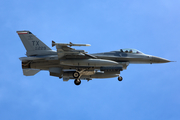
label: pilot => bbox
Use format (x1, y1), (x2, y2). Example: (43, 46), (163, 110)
(125, 50), (128, 53)
(129, 50), (132, 53)
(120, 49), (123, 52)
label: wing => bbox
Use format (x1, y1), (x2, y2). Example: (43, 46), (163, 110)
(52, 41), (96, 59)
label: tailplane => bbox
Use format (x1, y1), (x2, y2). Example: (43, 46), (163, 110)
(23, 69), (40, 76)
(17, 31), (53, 56)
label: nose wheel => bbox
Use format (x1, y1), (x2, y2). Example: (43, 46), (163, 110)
(74, 79), (81, 85)
(118, 76), (123, 81)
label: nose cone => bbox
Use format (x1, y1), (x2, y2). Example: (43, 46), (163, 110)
(151, 56), (171, 63)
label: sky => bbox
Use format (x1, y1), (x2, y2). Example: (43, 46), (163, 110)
(0, 0), (180, 120)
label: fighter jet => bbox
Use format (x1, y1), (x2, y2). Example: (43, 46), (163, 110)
(17, 31), (171, 85)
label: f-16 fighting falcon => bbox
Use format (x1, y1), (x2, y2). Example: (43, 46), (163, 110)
(17, 31), (171, 85)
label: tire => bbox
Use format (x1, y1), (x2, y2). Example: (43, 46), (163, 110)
(74, 79), (81, 85)
(73, 72), (80, 78)
(118, 76), (123, 81)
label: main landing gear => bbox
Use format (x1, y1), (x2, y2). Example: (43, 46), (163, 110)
(73, 71), (81, 85)
(73, 70), (85, 86)
(118, 76), (123, 81)
(74, 79), (81, 85)
(73, 71), (80, 78)
(73, 70), (123, 85)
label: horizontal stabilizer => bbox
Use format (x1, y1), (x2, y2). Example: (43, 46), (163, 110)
(19, 57), (44, 61)
(23, 69), (40, 76)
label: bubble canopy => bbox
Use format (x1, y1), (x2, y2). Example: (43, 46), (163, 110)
(117, 48), (143, 54)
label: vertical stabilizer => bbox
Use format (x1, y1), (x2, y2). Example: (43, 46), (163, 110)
(17, 31), (53, 56)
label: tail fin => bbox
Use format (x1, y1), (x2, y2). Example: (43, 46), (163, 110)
(17, 31), (52, 56)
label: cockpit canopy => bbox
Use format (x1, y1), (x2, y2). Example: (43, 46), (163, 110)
(117, 48), (143, 54)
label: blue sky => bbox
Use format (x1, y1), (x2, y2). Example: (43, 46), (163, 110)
(0, 0), (180, 120)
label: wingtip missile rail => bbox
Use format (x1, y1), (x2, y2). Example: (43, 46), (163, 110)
(52, 41), (91, 47)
